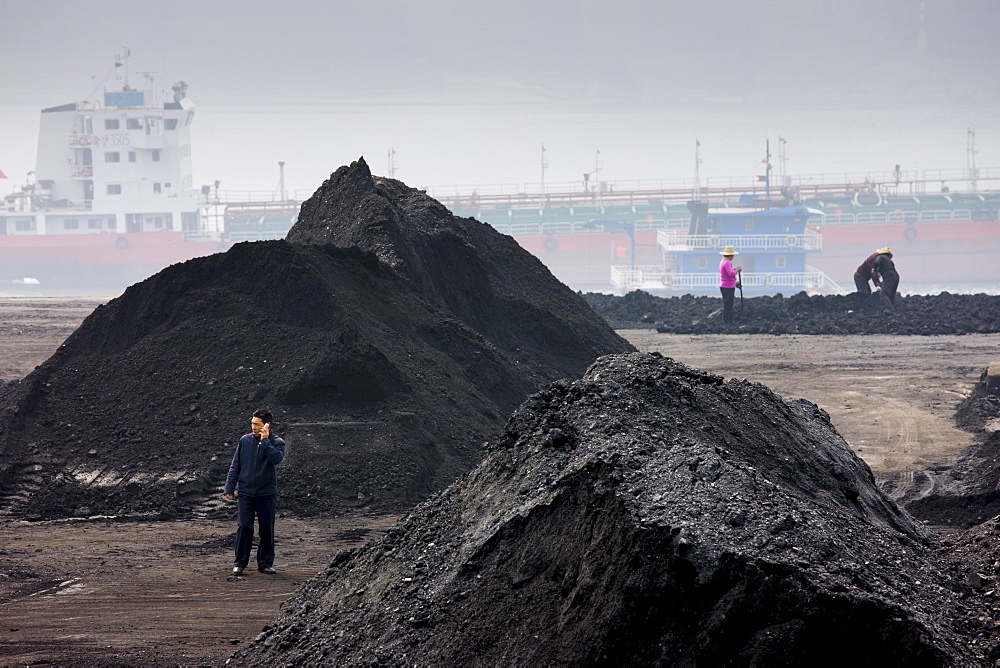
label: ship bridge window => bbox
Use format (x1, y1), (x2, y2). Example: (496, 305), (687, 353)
(145, 118), (160, 134)
(14, 219), (35, 232)
(164, 118), (178, 130)
(88, 218), (103, 229)
(105, 119), (120, 130)
(64, 219), (79, 230)
(128, 151), (136, 162)
(105, 151), (121, 163)
(152, 150), (161, 162)
(107, 184), (122, 195)
(126, 118), (142, 130)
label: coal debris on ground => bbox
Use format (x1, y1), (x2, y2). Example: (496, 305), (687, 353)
(233, 353), (990, 666)
(906, 363), (1000, 529)
(583, 289), (1000, 335)
(0, 158), (632, 520)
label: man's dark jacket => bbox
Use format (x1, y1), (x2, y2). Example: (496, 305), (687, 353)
(224, 433), (285, 497)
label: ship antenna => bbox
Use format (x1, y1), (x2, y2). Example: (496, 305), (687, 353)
(115, 46), (131, 90)
(967, 129), (978, 192)
(693, 139), (702, 202)
(764, 139), (772, 201)
(540, 143), (548, 204)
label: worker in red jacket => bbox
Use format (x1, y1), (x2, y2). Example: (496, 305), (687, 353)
(853, 248), (883, 309)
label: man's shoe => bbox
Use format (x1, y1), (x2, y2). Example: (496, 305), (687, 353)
(232, 566), (244, 575)
(258, 566), (276, 574)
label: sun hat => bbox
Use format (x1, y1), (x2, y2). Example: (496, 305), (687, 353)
(720, 245), (738, 256)
(876, 246), (893, 254)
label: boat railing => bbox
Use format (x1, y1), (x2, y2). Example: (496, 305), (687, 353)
(656, 230), (823, 252)
(818, 208), (996, 226)
(488, 216), (689, 237)
(225, 231), (289, 242)
(207, 190), (313, 206)
(611, 266), (846, 295)
(429, 169), (1000, 210)
(182, 229), (222, 242)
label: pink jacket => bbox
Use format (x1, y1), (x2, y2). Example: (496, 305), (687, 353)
(719, 258), (739, 288)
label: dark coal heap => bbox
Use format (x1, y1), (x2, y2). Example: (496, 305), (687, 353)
(907, 365), (1000, 529)
(584, 290), (1000, 335)
(0, 158), (632, 520)
(233, 353), (989, 666)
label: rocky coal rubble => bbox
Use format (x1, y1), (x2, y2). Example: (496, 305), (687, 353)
(233, 352), (990, 666)
(907, 362), (1000, 529)
(0, 158), (632, 520)
(584, 289), (1000, 335)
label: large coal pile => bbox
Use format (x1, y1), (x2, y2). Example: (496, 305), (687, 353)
(584, 289), (1000, 334)
(233, 353), (988, 666)
(0, 159), (632, 520)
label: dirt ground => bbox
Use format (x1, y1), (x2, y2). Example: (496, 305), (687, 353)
(1, 299), (996, 665)
(621, 331), (996, 481)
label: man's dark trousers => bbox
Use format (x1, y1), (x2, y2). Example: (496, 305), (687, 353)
(235, 494), (276, 569)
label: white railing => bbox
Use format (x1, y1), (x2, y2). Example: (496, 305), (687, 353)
(226, 231), (288, 242)
(611, 265), (847, 295)
(656, 230), (823, 252)
(820, 208), (994, 225)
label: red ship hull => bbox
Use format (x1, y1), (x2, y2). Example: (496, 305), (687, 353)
(1, 232), (229, 294)
(808, 219), (1000, 288)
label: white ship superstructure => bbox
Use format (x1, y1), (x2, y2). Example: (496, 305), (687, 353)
(3, 51), (202, 237)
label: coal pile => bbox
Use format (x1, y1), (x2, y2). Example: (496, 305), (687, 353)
(584, 289), (1000, 335)
(906, 364), (1000, 529)
(233, 353), (989, 666)
(0, 158), (632, 520)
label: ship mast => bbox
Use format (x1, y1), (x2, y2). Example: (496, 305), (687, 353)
(540, 143), (548, 203)
(114, 47), (132, 91)
(967, 129), (978, 192)
(693, 139), (702, 202)
(764, 139), (772, 200)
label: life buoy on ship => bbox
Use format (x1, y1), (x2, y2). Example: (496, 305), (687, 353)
(660, 274), (673, 287)
(708, 235), (721, 248)
(543, 237), (558, 252)
(892, 208), (904, 222)
(115, 236), (129, 250)
(852, 190), (883, 208)
(904, 225), (918, 242)
(785, 234), (799, 247)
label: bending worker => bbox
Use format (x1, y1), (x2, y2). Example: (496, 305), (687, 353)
(719, 245), (742, 324)
(873, 246), (900, 312)
(853, 248), (880, 309)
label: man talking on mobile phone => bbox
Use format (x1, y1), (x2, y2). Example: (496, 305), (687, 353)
(224, 409), (286, 575)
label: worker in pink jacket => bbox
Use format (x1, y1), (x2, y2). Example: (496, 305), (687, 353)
(719, 246), (742, 324)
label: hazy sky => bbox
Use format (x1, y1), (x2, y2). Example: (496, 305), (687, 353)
(3, 0), (999, 191)
(3, 0), (998, 107)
